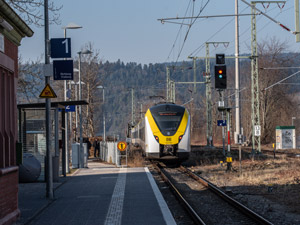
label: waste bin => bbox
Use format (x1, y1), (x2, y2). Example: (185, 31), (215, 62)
(72, 143), (87, 168)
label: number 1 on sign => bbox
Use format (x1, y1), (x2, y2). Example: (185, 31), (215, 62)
(62, 39), (69, 54)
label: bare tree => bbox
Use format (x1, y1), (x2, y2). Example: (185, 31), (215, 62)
(17, 56), (43, 103)
(75, 43), (103, 138)
(6, 0), (62, 26)
(258, 37), (297, 143)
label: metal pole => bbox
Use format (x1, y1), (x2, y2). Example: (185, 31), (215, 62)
(131, 88), (134, 125)
(68, 81), (72, 173)
(173, 81), (176, 103)
(75, 85), (78, 141)
(166, 67), (170, 101)
(193, 57), (196, 93)
(292, 117), (296, 126)
(63, 28), (69, 174)
(205, 43), (213, 146)
(251, 2), (261, 153)
(221, 91), (225, 157)
(126, 148), (128, 167)
(69, 81), (73, 140)
(235, 0), (241, 144)
(79, 52), (83, 168)
(239, 144), (242, 174)
(55, 109), (59, 157)
(18, 108), (22, 142)
(226, 109), (232, 171)
(61, 109), (66, 176)
(295, 0), (300, 42)
(44, 0), (53, 199)
(103, 88), (106, 142)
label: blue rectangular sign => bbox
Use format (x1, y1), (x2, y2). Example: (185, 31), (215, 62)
(217, 120), (227, 126)
(50, 38), (71, 58)
(53, 60), (73, 80)
(65, 105), (75, 112)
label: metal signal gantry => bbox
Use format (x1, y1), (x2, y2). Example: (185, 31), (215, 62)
(248, 1), (286, 153)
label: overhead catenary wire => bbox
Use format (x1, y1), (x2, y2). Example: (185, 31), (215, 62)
(241, 0), (295, 34)
(188, 5), (250, 57)
(165, 0), (211, 64)
(237, 6), (294, 53)
(174, 0), (211, 65)
(190, 2), (294, 57)
(165, 0), (194, 62)
(264, 70), (300, 91)
(221, 5), (282, 53)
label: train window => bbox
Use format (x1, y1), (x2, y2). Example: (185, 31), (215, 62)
(152, 113), (184, 135)
(150, 104), (185, 136)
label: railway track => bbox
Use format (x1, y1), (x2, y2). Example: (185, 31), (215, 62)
(153, 162), (273, 225)
(191, 145), (300, 161)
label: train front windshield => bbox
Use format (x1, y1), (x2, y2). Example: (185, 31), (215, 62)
(150, 104), (185, 136)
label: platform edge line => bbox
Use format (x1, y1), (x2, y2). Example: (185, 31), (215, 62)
(144, 167), (177, 225)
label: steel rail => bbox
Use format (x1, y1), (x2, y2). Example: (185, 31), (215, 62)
(180, 166), (274, 225)
(154, 163), (206, 225)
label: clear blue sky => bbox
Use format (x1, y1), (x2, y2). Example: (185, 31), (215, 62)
(19, 0), (299, 65)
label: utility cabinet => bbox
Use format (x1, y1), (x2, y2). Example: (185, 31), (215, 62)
(72, 143), (88, 168)
(276, 126), (296, 149)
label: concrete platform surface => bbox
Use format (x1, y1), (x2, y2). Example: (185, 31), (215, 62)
(16, 161), (176, 225)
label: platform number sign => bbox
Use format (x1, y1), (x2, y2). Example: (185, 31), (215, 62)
(254, 125), (261, 136)
(117, 141), (127, 151)
(50, 38), (71, 58)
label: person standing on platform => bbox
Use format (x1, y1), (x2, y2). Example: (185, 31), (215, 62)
(93, 138), (100, 158)
(86, 138), (92, 158)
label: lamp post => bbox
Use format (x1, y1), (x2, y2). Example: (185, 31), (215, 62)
(78, 50), (92, 168)
(62, 23), (82, 173)
(69, 77), (85, 142)
(62, 23), (82, 102)
(97, 85), (105, 142)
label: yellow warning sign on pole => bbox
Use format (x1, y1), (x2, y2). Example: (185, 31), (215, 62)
(117, 141), (127, 151)
(39, 84), (57, 98)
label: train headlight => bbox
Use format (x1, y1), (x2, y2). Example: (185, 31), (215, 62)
(154, 136), (159, 143)
(178, 135), (183, 143)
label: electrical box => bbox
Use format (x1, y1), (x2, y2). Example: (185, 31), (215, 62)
(276, 126), (296, 149)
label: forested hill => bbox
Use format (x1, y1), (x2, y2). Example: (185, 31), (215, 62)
(98, 59), (207, 138)
(18, 52), (300, 143)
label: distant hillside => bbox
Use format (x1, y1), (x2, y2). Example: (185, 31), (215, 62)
(17, 52), (300, 143)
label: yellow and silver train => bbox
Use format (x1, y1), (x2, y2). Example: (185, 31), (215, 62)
(131, 103), (191, 161)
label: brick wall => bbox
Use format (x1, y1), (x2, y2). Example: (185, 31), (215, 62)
(0, 168), (19, 225)
(0, 34), (19, 225)
(4, 38), (18, 77)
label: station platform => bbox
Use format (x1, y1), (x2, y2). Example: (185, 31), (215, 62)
(16, 161), (176, 225)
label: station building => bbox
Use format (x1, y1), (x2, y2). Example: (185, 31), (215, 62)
(0, 1), (33, 224)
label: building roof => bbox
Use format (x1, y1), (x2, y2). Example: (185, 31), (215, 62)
(0, 0), (34, 46)
(17, 100), (89, 109)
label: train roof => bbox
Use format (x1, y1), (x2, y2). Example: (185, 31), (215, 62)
(149, 103), (186, 112)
